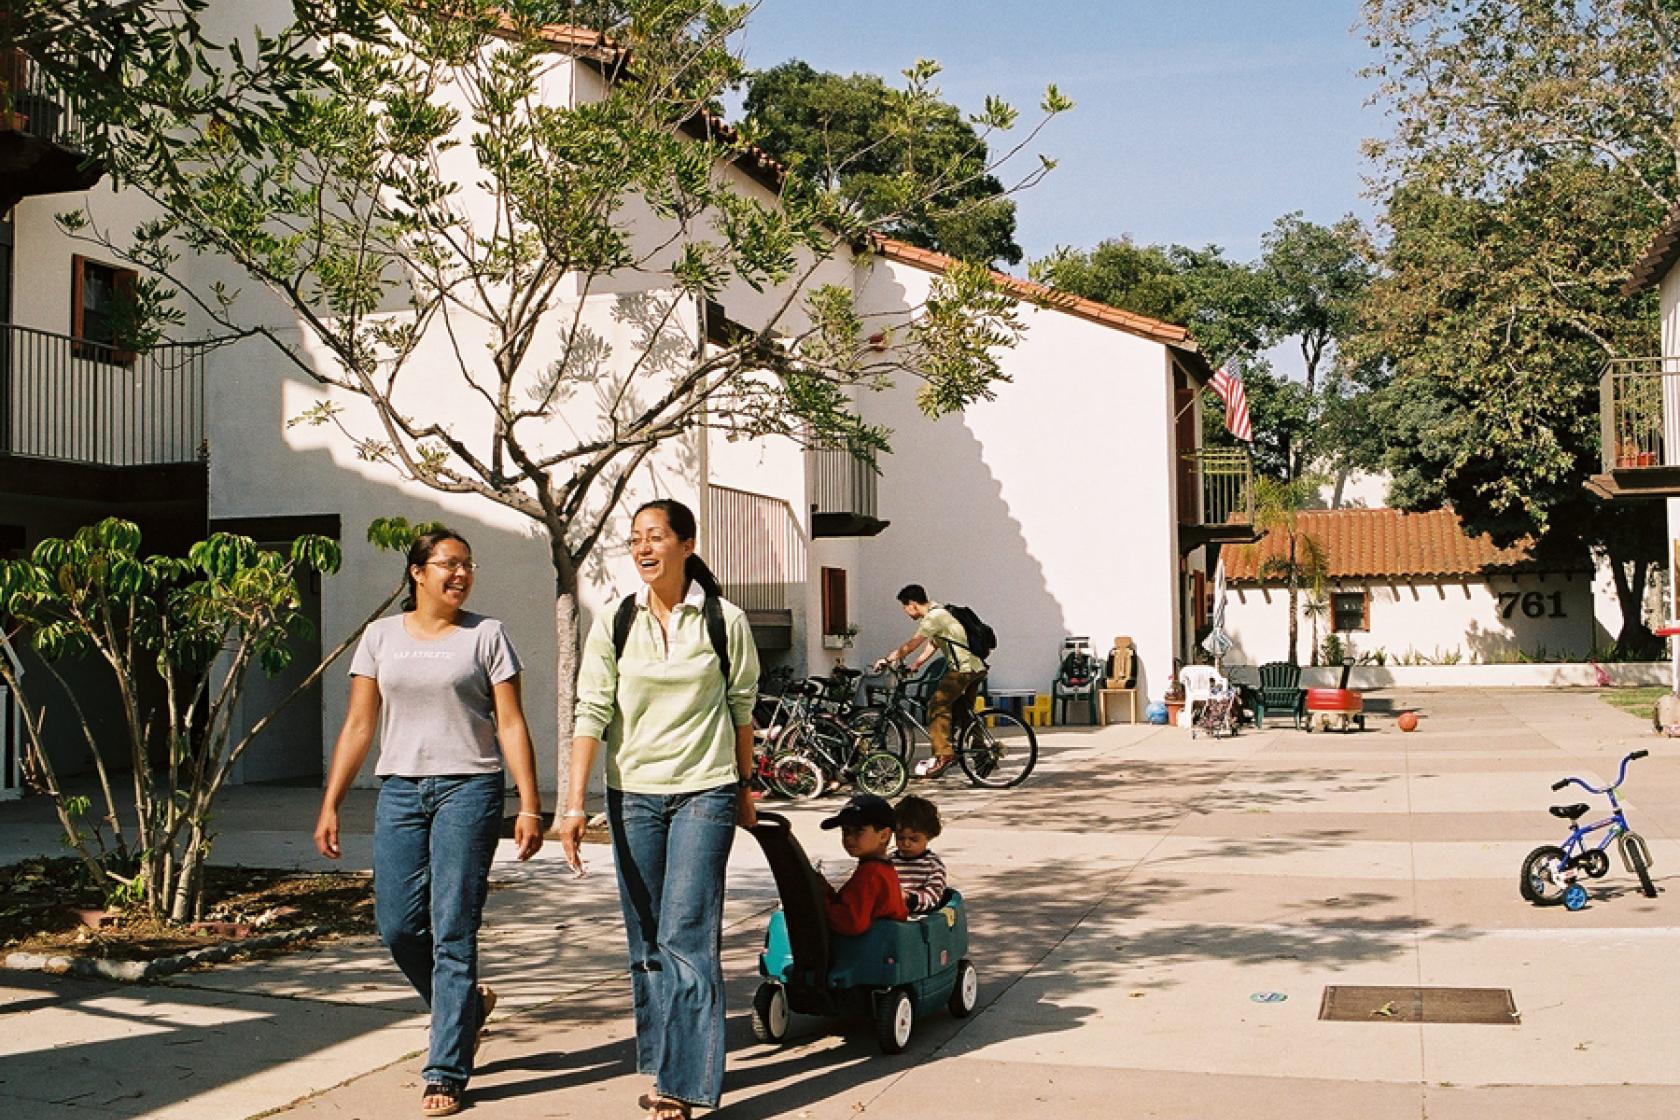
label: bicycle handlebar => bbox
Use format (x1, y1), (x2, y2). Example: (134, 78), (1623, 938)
(1552, 750), (1647, 796)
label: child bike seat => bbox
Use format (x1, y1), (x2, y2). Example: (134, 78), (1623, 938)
(1549, 803), (1590, 821)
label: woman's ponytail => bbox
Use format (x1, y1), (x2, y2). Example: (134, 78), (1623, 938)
(685, 554), (722, 599)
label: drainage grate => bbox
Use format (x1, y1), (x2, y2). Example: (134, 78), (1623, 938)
(1318, 986), (1519, 1025)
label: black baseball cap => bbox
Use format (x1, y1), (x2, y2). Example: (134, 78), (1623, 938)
(820, 793), (896, 831)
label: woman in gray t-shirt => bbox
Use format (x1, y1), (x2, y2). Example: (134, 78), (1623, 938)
(313, 528), (543, 1118)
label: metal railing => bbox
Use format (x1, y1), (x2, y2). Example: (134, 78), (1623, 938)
(1182, 446), (1255, 526)
(703, 485), (808, 612)
(0, 323), (208, 466)
(1599, 357), (1678, 471)
(1, 47), (87, 150)
(807, 447), (879, 520)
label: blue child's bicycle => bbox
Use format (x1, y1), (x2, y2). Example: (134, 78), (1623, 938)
(1520, 749), (1657, 909)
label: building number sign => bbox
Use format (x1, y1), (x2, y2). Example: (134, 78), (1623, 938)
(1497, 591), (1566, 619)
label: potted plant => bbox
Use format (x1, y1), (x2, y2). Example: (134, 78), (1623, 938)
(1163, 677), (1186, 727)
(821, 622), (860, 652)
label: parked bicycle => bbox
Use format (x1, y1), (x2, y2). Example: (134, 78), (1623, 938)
(850, 664), (1038, 788)
(755, 673), (906, 800)
(1520, 749), (1657, 909)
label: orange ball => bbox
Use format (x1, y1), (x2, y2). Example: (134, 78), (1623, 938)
(1397, 711), (1419, 732)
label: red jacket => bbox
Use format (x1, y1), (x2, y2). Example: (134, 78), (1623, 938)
(826, 857), (908, 935)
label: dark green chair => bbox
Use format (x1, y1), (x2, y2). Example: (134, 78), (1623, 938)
(1253, 661), (1305, 730)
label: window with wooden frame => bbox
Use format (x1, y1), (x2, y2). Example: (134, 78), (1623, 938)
(820, 567), (848, 635)
(71, 255), (137, 363)
(1332, 590), (1370, 632)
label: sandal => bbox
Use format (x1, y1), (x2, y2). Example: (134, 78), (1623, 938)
(638, 1092), (692, 1119)
(420, 1082), (462, 1117)
(474, 984), (498, 1057)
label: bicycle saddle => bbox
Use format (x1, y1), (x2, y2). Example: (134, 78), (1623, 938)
(1549, 803), (1589, 821)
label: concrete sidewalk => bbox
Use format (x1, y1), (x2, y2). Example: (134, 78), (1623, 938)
(3, 688), (1679, 1119)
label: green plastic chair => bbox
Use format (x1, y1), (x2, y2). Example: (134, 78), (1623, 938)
(1253, 661), (1305, 730)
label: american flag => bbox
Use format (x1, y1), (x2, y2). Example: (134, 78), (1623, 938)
(1209, 366), (1253, 443)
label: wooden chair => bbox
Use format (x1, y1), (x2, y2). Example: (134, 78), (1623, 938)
(1253, 661), (1306, 730)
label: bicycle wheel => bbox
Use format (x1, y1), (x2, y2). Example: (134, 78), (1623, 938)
(779, 719), (850, 792)
(1519, 844), (1570, 906)
(1623, 831), (1658, 898)
(856, 750), (909, 798)
(769, 751), (824, 801)
(848, 706), (912, 762)
(957, 710), (1038, 788)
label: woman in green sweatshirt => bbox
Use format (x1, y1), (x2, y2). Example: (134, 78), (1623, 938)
(557, 498), (759, 1120)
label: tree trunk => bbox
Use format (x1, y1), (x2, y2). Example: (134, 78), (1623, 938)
(1286, 534), (1300, 664)
(1610, 553), (1658, 660)
(550, 535), (582, 818)
(169, 826), (207, 922)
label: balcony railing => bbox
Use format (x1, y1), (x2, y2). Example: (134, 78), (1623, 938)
(1182, 446), (1255, 527)
(704, 485), (808, 613)
(807, 447), (888, 537)
(1599, 357), (1678, 472)
(1, 323), (208, 466)
(2, 47), (87, 151)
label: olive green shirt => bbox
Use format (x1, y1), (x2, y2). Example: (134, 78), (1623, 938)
(919, 604), (985, 673)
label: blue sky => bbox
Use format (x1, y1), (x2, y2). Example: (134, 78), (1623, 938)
(733, 0), (1380, 268)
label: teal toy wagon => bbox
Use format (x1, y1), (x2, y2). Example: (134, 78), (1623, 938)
(747, 811), (978, 1053)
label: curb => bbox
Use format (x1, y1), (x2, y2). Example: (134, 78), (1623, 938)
(2, 925), (326, 982)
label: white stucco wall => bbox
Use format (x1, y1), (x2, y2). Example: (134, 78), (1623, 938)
(846, 257), (1183, 701)
(1222, 572), (1598, 667)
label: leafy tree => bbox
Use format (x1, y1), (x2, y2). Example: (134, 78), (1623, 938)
(0, 518), (419, 921)
(58, 1), (1068, 795)
(1260, 213), (1375, 395)
(1362, 0), (1679, 653)
(742, 59), (1031, 267)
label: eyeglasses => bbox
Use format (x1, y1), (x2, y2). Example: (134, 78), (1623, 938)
(425, 559), (479, 574)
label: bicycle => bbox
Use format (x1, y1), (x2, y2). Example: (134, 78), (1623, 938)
(851, 664), (1038, 788)
(1520, 749), (1657, 909)
(759, 676), (907, 800)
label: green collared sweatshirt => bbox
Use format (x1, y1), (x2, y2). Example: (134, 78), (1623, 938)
(573, 582), (760, 794)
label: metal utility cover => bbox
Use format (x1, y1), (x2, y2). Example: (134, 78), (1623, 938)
(1318, 986), (1519, 1025)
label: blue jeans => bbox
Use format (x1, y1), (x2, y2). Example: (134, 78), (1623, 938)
(374, 772), (502, 1090)
(608, 784), (737, 1109)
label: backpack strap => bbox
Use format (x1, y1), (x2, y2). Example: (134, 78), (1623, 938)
(610, 591), (732, 683)
(611, 594), (638, 660)
(704, 593), (732, 683)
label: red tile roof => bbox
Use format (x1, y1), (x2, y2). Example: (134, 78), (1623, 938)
(873, 237), (1197, 347)
(1626, 202), (1680, 294)
(1221, 507), (1584, 582)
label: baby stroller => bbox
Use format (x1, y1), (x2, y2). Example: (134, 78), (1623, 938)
(1193, 682), (1240, 739)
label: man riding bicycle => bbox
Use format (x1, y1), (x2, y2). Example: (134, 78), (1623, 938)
(874, 585), (986, 780)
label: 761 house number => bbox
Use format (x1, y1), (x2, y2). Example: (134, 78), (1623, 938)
(1497, 591), (1566, 619)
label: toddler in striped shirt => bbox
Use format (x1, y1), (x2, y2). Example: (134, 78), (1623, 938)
(891, 795), (949, 915)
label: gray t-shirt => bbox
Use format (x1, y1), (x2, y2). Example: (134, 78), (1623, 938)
(349, 612), (523, 777)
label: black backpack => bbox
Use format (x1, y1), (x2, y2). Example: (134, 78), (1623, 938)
(611, 593), (731, 681)
(943, 604), (996, 661)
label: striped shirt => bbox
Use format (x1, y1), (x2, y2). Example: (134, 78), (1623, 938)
(892, 849), (949, 915)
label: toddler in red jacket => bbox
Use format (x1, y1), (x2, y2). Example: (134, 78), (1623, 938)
(821, 794), (909, 935)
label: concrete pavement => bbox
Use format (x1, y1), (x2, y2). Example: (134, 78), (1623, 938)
(3, 688), (1678, 1119)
